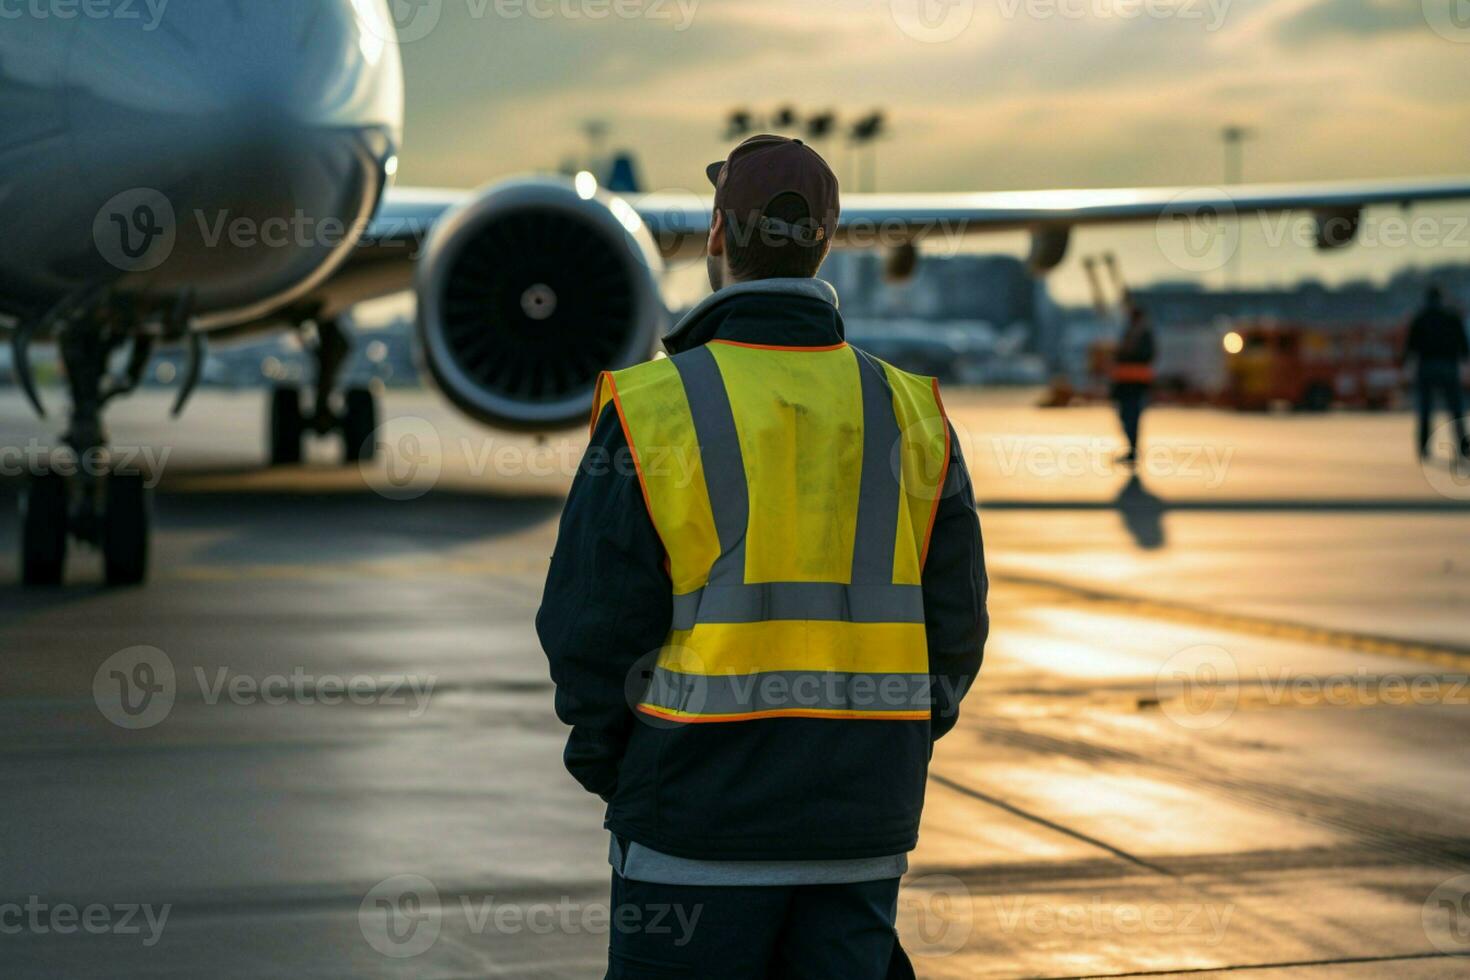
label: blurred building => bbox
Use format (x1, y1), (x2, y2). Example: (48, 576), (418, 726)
(1131, 263), (1470, 328)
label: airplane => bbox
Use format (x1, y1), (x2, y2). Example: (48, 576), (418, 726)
(4, 0), (1470, 587)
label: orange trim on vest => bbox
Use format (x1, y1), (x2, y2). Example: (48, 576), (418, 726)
(1111, 364), (1155, 383)
(708, 339), (849, 353)
(638, 704), (930, 724)
(602, 374), (665, 554)
(920, 378), (951, 570)
(590, 373), (608, 437)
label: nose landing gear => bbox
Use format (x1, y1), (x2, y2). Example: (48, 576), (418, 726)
(11, 293), (189, 587)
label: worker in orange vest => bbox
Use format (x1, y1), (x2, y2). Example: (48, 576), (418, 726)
(1111, 303), (1156, 465)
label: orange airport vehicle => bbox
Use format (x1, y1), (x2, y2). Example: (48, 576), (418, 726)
(1058, 255), (1409, 412)
(1218, 319), (1404, 412)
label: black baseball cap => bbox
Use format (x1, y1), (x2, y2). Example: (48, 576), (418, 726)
(706, 135), (840, 246)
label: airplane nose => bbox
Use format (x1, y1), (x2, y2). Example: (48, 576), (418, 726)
(41, 0), (405, 315)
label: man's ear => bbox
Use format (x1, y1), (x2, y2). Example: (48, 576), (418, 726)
(707, 209), (725, 257)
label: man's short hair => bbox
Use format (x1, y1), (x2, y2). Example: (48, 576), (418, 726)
(723, 192), (830, 280)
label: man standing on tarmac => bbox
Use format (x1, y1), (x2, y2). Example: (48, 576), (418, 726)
(1111, 303), (1156, 465)
(1403, 285), (1469, 461)
(538, 135), (987, 978)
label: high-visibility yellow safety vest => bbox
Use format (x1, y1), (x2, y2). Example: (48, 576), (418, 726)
(593, 338), (951, 724)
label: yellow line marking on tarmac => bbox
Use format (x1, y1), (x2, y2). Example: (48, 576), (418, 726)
(994, 572), (1470, 671)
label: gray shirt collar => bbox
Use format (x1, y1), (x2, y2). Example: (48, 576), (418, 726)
(662, 278), (839, 352)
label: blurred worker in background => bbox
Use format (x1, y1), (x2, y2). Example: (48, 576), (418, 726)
(1403, 286), (1469, 461)
(1111, 303), (1156, 465)
(539, 135), (986, 979)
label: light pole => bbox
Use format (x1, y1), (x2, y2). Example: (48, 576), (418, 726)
(1221, 125), (1253, 288)
(849, 110), (886, 193)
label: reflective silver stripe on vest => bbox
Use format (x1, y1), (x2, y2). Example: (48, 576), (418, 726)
(642, 666), (932, 716)
(669, 343), (916, 630)
(672, 346), (748, 586)
(850, 348), (900, 585)
(671, 582), (923, 632)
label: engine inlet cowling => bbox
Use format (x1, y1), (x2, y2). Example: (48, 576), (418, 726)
(415, 178), (666, 431)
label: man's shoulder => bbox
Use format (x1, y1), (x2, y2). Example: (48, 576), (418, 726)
(851, 345), (944, 403)
(608, 354), (685, 387)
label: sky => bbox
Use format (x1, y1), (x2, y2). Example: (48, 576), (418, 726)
(387, 0), (1470, 303)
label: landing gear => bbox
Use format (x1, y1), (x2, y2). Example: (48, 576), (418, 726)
(20, 471), (68, 587)
(102, 473), (150, 586)
(270, 386), (305, 465)
(10, 290), (194, 587)
(342, 387), (378, 464)
(266, 316), (379, 467)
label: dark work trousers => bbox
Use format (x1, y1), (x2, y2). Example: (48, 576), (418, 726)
(605, 873), (908, 980)
(1416, 360), (1468, 456)
(1114, 384), (1149, 457)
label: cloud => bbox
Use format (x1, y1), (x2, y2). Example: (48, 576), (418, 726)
(1274, 0), (1432, 45)
(391, 0), (1468, 196)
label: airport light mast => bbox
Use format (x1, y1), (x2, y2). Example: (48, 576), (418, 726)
(1222, 124), (1254, 287)
(849, 110), (886, 192)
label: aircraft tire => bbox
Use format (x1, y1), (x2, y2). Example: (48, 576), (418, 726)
(270, 386), (304, 465)
(102, 472), (150, 587)
(21, 470), (68, 587)
(341, 387), (378, 464)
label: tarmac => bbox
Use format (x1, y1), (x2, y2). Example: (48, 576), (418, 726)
(0, 387), (1467, 978)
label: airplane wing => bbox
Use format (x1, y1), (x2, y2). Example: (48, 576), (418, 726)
(362, 174), (1470, 279)
(626, 175), (1470, 270)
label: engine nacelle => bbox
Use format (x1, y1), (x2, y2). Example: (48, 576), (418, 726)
(415, 178), (667, 431)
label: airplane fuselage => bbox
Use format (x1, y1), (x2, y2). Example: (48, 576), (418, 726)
(0, 0), (405, 327)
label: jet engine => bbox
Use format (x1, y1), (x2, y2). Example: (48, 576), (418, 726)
(415, 178), (667, 431)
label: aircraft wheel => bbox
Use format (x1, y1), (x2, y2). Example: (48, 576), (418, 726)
(270, 386), (304, 465)
(342, 387), (378, 464)
(102, 473), (150, 587)
(20, 471), (68, 587)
